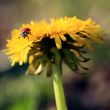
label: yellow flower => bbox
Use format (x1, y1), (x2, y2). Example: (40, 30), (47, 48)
(4, 38), (33, 66)
(49, 17), (104, 49)
(3, 17), (104, 74)
(4, 20), (50, 66)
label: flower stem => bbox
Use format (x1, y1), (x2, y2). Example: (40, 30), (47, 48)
(52, 63), (68, 110)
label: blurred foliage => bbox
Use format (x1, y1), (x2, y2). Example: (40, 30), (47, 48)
(0, 69), (53, 110)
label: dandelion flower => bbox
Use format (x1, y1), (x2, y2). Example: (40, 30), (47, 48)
(4, 17), (104, 75)
(3, 16), (105, 110)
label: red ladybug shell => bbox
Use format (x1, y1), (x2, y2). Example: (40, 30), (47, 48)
(21, 28), (30, 32)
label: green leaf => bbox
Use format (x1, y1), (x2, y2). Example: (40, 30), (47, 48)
(42, 61), (52, 77)
(64, 59), (78, 71)
(26, 55), (48, 75)
(63, 49), (79, 62)
(26, 59), (40, 75)
(46, 61), (52, 77)
(63, 49), (79, 71)
(51, 48), (61, 64)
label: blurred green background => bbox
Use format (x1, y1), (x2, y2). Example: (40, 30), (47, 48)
(0, 0), (110, 110)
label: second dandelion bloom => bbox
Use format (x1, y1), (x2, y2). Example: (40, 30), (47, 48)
(4, 17), (104, 75)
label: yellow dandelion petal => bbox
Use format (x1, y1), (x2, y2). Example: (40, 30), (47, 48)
(60, 34), (66, 41)
(54, 35), (62, 49)
(80, 31), (103, 43)
(69, 33), (80, 41)
(4, 37), (32, 65)
(29, 55), (34, 64)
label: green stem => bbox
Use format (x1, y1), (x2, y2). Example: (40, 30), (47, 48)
(52, 63), (68, 110)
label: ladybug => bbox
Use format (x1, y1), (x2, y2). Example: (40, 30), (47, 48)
(20, 28), (31, 38)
